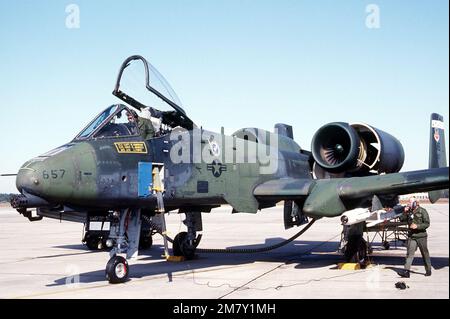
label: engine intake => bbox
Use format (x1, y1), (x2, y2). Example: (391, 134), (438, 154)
(311, 122), (404, 175)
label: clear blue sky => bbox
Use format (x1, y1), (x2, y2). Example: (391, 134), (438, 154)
(0, 0), (448, 193)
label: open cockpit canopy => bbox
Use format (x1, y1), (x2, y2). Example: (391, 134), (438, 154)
(74, 56), (195, 141)
(112, 55), (195, 130)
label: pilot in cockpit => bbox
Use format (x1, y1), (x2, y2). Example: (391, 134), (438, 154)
(126, 109), (155, 140)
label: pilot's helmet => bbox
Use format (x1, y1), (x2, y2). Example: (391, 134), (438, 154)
(127, 109), (138, 120)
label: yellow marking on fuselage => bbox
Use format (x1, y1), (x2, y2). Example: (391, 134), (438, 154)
(114, 142), (148, 154)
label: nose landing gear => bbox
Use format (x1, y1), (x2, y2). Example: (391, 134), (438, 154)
(105, 255), (129, 284)
(105, 208), (141, 284)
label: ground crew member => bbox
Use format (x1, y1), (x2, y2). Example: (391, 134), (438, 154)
(127, 110), (155, 140)
(399, 196), (432, 278)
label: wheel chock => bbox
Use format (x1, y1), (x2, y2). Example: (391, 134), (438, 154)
(364, 262), (374, 269)
(166, 255), (185, 262)
(337, 263), (361, 270)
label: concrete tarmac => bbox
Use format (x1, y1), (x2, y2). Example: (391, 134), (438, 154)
(0, 204), (448, 299)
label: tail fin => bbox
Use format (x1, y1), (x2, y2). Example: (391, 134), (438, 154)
(428, 113), (448, 203)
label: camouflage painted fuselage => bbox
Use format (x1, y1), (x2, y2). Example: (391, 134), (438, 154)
(16, 127), (311, 214)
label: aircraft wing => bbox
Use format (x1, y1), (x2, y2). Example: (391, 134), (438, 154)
(252, 177), (315, 201)
(335, 167), (448, 199)
(254, 167), (449, 218)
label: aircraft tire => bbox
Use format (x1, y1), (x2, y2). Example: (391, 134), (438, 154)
(344, 235), (367, 264)
(105, 255), (129, 284)
(139, 233), (153, 250)
(173, 232), (196, 259)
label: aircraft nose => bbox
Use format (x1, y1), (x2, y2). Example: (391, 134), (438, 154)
(16, 163), (42, 195)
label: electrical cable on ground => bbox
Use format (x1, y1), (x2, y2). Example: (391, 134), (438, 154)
(142, 215), (316, 254)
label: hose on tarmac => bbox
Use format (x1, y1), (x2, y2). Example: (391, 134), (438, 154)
(142, 214), (316, 254)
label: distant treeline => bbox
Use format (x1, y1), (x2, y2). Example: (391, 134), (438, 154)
(0, 194), (16, 202)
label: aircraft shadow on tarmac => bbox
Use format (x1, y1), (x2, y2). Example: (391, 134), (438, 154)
(47, 238), (449, 287)
(373, 255), (449, 274)
(47, 238), (339, 286)
(53, 244), (91, 250)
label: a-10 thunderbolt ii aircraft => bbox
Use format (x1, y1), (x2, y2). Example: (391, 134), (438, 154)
(6, 55), (449, 283)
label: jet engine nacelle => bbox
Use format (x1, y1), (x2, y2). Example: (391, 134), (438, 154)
(311, 122), (404, 176)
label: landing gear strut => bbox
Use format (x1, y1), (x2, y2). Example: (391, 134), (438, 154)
(105, 208), (141, 283)
(173, 212), (202, 259)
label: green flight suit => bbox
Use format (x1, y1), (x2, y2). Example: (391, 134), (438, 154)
(400, 206), (432, 272)
(137, 117), (155, 140)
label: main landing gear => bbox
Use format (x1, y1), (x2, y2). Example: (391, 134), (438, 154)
(172, 212), (202, 260)
(340, 223), (369, 267)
